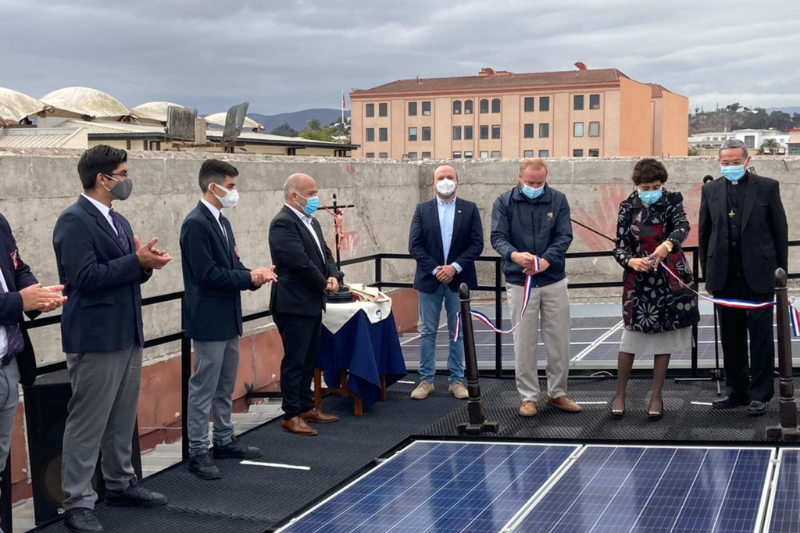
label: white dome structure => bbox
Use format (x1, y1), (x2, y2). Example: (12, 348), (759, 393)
(40, 87), (131, 120)
(0, 87), (48, 123)
(204, 112), (263, 130)
(131, 101), (185, 124)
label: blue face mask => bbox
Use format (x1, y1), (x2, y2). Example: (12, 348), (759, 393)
(721, 165), (745, 182)
(298, 194), (319, 215)
(638, 188), (663, 205)
(521, 184), (544, 200)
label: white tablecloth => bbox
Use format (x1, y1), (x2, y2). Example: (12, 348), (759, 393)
(322, 299), (393, 334)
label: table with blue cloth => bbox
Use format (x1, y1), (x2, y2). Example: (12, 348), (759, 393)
(315, 301), (407, 416)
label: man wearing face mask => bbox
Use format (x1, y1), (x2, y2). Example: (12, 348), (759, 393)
(699, 139), (788, 416)
(269, 173), (340, 436)
(54, 145), (172, 533)
(180, 159), (277, 479)
(491, 159), (579, 417)
(407, 165), (484, 400)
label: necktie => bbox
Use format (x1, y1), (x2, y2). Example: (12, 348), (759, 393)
(109, 208), (131, 253)
(0, 281), (25, 358)
(219, 215), (230, 249)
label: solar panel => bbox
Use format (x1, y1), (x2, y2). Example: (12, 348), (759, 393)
(765, 449), (800, 533)
(276, 441), (579, 533)
(509, 445), (774, 533)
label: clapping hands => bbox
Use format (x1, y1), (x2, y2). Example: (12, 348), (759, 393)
(135, 236), (172, 270)
(19, 284), (67, 313)
(251, 266), (278, 286)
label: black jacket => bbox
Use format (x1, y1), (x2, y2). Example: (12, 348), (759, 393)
(269, 206), (337, 316)
(490, 185), (573, 287)
(180, 202), (258, 341)
(0, 214), (39, 386)
(699, 172), (788, 293)
(408, 197), (483, 294)
(53, 196), (151, 353)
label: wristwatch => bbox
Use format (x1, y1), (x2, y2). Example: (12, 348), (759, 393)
(662, 240), (674, 253)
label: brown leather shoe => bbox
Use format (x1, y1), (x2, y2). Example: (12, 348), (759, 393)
(547, 395), (582, 412)
(519, 400), (537, 417)
(282, 416), (318, 435)
(301, 408), (339, 424)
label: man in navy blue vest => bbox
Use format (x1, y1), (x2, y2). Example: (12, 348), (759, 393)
(54, 145), (172, 533)
(180, 159), (276, 479)
(408, 165), (484, 400)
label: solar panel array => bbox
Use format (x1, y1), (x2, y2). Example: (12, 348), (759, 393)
(766, 449), (800, 533)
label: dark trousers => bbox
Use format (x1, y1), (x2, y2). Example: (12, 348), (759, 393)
(716, 262), (775, 403)
(273, 311), (322, 419)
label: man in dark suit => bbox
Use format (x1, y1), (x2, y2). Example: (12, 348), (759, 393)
(408, 165), (484, 400)
(53, 145), (172, 533)
(269, 173), (340, 436)
(180, 159), (277, 480)
(699, 138), (788, 417)
(0, 215), (66, 530)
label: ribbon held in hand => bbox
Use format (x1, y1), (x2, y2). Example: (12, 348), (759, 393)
(453, 272), (534, 341)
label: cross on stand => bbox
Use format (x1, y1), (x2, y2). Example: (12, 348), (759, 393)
(321, 194), (356, 302)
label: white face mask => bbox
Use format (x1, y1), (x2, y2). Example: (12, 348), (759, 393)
(214, 185), (239, 209)
(436, 178), (456, 196)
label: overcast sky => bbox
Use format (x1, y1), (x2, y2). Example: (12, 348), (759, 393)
(2, 0), (798, 115)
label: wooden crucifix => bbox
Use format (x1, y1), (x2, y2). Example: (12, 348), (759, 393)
(321, 194), (356, 302)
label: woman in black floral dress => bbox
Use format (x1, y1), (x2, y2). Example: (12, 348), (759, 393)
(611, 159), (700, 420)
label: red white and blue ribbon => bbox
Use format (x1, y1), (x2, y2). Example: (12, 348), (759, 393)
(453, 257), (538, 341)
(790, 301), (800, 337)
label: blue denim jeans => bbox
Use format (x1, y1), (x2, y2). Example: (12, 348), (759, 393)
(418, 284), (464, 384)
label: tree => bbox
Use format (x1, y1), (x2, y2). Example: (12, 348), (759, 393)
(741, 108), (768, 129)
(793, 113), (800, 128)
(270, 123), (298, 137)
(767, 111), (794, 132)
(761, 138), (780, 155)
(726, 103), (741, 112)
(306, 119), (321, 131)
(298, 128), (335, 142)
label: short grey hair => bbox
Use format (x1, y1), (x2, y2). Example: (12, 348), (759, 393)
(719, 139), (749, 158)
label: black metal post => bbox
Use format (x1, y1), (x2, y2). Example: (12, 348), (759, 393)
(675, 250), (713, 384)
(180, 297), (191, 461)
(766, 268), (800, 440)
(457, 283), (499, 435)
(495, 259), (503, 379)
(1, 452), (11, 533)
(375, 256), (382, 288)
(712, 305), (722, 396)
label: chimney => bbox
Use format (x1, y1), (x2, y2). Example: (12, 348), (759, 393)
(478, 67), (495, 77)
(574, 62), (587, 71)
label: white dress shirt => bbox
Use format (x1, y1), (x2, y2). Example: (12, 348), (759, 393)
(81, 193), (118, 235)
(285, 203), (324, 258)
(201, 199), (228, 240)
(0, 268), (9, 357)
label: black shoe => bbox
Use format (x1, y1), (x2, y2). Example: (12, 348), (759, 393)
(748, 401), (768, 416)
(212, 437), (262, 460)
(64, 508), (104, 532)
(610, 396), (625, 420)
(105, 479), (168, 507)
(648, 399), (664, 422)
(188, 452), (222, 480)
(712, 396), (748, 410)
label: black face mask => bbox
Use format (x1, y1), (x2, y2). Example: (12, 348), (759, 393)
(104, 175), (133, 201)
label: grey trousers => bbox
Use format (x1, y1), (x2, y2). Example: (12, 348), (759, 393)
(187, 337), (239, 456)
(508, 278), (571, 402)
(0, 358), (20, 508)
(61, 345), (142, 511)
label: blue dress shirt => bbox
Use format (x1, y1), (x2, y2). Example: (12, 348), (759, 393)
(433, 196), (462, 275)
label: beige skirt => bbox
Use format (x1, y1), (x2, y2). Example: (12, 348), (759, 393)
(619, 326), (693, 355)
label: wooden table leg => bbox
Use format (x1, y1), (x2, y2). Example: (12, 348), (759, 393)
(354, 394), (363, 417)
(380, 375), (387, 402)
(314, 368), (322, 411)
(340, 369), (349, 398)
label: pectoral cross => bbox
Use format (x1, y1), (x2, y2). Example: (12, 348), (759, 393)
(728, 209), (736, 218)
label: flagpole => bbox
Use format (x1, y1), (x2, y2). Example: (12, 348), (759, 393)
(341, 90), (345, 130)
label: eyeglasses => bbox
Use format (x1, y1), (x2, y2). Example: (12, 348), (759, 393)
(105, 172), (129, 180)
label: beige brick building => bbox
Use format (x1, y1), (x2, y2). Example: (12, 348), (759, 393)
(350, 66), (688, 160)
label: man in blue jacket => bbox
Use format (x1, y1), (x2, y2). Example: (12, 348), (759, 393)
(491, 159), (579, 417)
(54, 145), (172, 533)
(408, 165), (483, 400)
(180, 159), (276, 479)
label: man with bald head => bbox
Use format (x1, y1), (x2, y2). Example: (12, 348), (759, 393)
(269, 173), (340, 435)
(408, 165), (484, 400)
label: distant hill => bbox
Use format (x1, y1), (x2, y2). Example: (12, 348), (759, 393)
(249, 109), (351, 134)
(767, 106), (800, 116)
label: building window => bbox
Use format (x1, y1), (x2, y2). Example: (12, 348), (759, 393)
(366, 128), (375, 142)
(366, 104), (374, 117)
(422, 127), (431, 141)
(464, 100), (473, 114)
(523, 150), (534, 157)
(573, 149), (584, 157)
(744, 135), (755, 149)
(492, 125), (500, 139)
(480, 99), (489, 113)
(539, 150), (549, 157)
(453, 151), (462, 159)
(573, 122), (584, 137)
(379, 128), (388, 142)
(422, 151), (432, 160)
(378, 103), (388, 117)
(540, 96), (550, 112)
(589, 149), (600, 157)
(453, 100), (462, 114)
(366, 152), (375, 158)
(523, 123), (534, 138)
(524, 97), (534, 112)
(491, 150), (501, 158)
(789, 144), (800, 156)
(480, 151), (489, 158)
(422, 101), (431, 115)
(453, 126), (462, 140)
(408, 127), (417, 141)
(539, 123), (550, 138)
(588, 122), (600, 137)
(464, 151), (473, 159)
(574, 95), (584, 110)
(480, 125), (489, 139)
(590, 94), (600, 110)
(408, 102), (417, 116)
(491, 98), (501, 113)
(407, 152), (418, 160)
(464, 126), (473, 140)
(379, 152), (388, 158)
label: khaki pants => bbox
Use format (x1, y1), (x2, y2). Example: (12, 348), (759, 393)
(507, 278), (570, 402)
